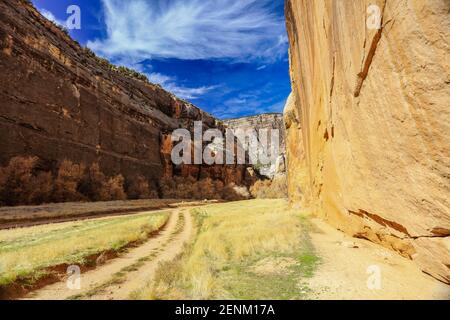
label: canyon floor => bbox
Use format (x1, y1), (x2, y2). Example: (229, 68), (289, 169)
(0, 200), (448, 300)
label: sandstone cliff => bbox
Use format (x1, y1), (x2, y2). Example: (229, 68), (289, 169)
(0, 0), (245, 187)
(285, 0), (450, 283)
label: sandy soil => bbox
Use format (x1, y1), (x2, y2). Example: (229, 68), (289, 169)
(25, 209), (194, 300)
(304, 218), (450, 300)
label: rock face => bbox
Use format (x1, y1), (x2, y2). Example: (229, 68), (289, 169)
(285, 0), (450, 283)
(223, 114), (286, 178)
(284, 93), (306, 202)
(0, 0), (245, 186)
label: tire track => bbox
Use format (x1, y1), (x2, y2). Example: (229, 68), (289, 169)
(25, 209), (192, 300)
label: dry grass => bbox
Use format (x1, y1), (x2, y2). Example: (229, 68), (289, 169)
(0, 211), (170, 286)
(140, 199), (318, 300)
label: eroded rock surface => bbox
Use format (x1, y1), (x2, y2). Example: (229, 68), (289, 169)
(285, 0), (450, 283)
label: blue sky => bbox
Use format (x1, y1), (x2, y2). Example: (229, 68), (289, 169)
(32, 0), (291, 119)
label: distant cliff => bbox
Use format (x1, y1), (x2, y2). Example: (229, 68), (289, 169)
(285, 0), (450, 283)
(222, 113), (286, 178)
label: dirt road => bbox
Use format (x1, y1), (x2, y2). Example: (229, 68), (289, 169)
(25, 209), (194, 300)
(0, 200), (210, 230)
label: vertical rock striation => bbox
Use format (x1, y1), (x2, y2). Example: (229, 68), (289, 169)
(285, 0), (450, 283)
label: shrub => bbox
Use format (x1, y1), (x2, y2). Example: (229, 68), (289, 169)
(115, 66), (149, 83)
(193, 178), (216, 200)
(82, 46), (96, 58)
(79, 163), (127, 201)
(53, 160), (85, 202)
(221, 183), (250, 201)
(213, 180), (224, 192)
(79, 163), (108, 201)
(0, 156), (39, 205)
(28, 172), (54, 204)
(127, 175), (159, 199)
(80, 46), (149, 83)
(160, 177), (190, 200)
(103, 175), (127, 201)
(250, 175), (288, 199)
(160, 176), (197, 200)
(159, 176), (250, 201)
(0, 156), (139, 206)
(0, 155), (267, 206)
(174, 176), (195, 199)
(159, 177), (177, 199)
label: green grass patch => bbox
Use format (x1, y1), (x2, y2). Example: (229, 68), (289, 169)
(141, 200), (320, 300)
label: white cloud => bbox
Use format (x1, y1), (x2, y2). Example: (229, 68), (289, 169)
(41, 9), (66, 27)
(88, 0), (287, 62)
(167, 84), (219, 100)
(257, 65), (267, 71)
(147, 72), (219, 100)
(147, 72), (173, 85)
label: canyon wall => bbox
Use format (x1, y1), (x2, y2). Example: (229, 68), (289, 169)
(0, 0), (245, 187)
(284, 93), (307, 203)
(285, 0), (450, 283)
